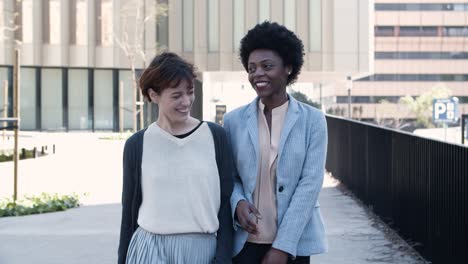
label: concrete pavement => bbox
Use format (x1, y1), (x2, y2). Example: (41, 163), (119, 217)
(0, 182), (426, 263)
(309, 176), (426, 264)
(0, 204), (120, 264)
(0, 132), (426, 263)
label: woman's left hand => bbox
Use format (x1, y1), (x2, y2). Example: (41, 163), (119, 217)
(260, 248), (288, 264)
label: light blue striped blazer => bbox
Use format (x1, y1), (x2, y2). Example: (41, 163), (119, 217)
(223, 95), (328, 257)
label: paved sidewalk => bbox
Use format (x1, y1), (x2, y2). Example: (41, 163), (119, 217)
(0, 176), (426, 264)
(0, 204), (120, 264)
(0, 132), (126, 204)
(310, 176), (425, 264)
(0, 132), (426, 263)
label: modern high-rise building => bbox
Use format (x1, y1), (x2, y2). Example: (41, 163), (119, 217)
(0, 0), (372, 131)
(321, 0), (468, 125)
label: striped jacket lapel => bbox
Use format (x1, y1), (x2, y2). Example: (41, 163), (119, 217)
(245, 98), (259, 162)
(278, 96), (300, 159)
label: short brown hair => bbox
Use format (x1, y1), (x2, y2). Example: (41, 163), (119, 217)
(139, 52), (196, 102)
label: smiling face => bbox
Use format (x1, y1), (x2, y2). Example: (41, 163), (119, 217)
(247, 49), (291, 106)
(148, 79), (195, 124)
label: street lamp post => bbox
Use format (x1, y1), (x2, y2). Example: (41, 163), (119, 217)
(346, 76), (353, 118)
(319, 83), (322, 110)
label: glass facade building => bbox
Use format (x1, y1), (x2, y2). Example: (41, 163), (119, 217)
(0, 0), (371, 130)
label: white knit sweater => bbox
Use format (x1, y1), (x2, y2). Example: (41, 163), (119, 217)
(137, 122), (220, 234)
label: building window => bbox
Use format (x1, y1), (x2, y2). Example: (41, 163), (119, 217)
(20, 68), (37, 130)
(208, 0), (219, 52)
(337, 96), (370, 104)
(233, 0), (245, 50)
(70, 0), (87, 45)
(376, 26), (443, 37)
(283, 0), (295, 31)
(399, 26), (438, 37)
(359, 74), (468, 82)
(21, 0), (33, 43)
(457, 96), (468, 103)
(375, 52), (468, 60)
(336, 96), (401, 104)
(119, 70), (135, 130)
(309, 0), (321, 52)
(96, 0), (113, 47)
(0, 67), (8, 117)
(94, 70), (114, 130)
(68, 69), (89, 130)
(182, 0), (194, 52)
(215, 105), (226, 125)
(453, 4), (468, 11)
(375, 3), (402, 11)
(375, 26), (395, 37)
(376, 3), (468, 11)
(443, 27), (468, 37)
(258, 0), (270, 22)
(49, 0), (61, 44)
(156, 0), (169, 51)
(405, 4), (422, 11)
(42, 68), (63, 130)
(442, 4), (454, 10)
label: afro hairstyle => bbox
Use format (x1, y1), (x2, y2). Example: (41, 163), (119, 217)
(239, 21), (304, 85)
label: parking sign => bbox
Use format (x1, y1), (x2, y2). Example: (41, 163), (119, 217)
(433, 97), (459, 123)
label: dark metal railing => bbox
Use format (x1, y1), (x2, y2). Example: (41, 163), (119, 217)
(325, 115), (468, 264)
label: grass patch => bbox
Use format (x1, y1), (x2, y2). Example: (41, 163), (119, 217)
(99, 132), (132, 140)
(0, 193), (81, 217)
(0, 148), (49, 162)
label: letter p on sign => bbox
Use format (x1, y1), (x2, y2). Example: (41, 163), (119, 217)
(434, 102), (446, 119)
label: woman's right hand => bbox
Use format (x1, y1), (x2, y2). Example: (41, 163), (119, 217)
(235, 200), (262, 235)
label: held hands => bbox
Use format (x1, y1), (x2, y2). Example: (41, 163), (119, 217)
(236, 201), (288, 264)
(235, 200), (262, 235)
(261, 248), (289, 264)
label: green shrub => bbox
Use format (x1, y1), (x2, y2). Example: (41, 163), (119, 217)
(0, 193), (81, 217)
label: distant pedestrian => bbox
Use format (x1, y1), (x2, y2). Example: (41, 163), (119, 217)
(224, 21), (328, 264)
(118, 52), (233, 264)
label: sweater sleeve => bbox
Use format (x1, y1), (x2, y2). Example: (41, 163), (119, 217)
(118, 136), (137, 264)
(208, 122), (234, 264)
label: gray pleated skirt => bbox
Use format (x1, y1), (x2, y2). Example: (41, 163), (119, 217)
(126, 227), (216, 264)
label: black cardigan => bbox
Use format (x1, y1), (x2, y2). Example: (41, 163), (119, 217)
(118, 122), (233, 264)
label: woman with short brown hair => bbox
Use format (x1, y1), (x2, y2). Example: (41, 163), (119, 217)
(118, 52), (233, 264)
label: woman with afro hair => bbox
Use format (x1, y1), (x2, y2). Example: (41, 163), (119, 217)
(223, 21), (328, 264)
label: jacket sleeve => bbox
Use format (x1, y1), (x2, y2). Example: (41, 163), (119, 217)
(118, 138), (136, 264)
(223, 116), (246, 231)
(272, 114), (328, 256)
(210, 123), (234, 264)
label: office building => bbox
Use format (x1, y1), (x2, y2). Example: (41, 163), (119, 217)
(0, 0), (371, 131)
(321, 1), (468, 125)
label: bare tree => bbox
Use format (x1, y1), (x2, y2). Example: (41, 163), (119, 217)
(0, 0), (21, 46)
(374, 99), (410, 129)
(113, 0), (167, 131)
(1, 0), (22, 123)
